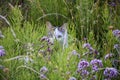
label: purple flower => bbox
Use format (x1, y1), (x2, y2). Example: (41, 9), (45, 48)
(81, 70), (89, 76)
(83, 37), (87, 41)
(104, 53), (113, 60)
(90, 75), (96, 80)
(114, 44), (120, 49)
(47, 47), (52, 52)
(88, 47), (94, 52)
(94, 50), (99, 55)
(92, 65), (99, 72)
(0, 46), (4, 49)
(71, 50), (78, 55)
(0, 46), (5, 56)
(113, 29), (120, 38)
(104, 67), (118, 79)
(24, 56), (33, 64)
(41, 36), (48, 41)
(109, 2), (116, 7)
(39, 74), (47, 80)
(71, 50), (80, 58)
(40, 66), (48, 74)
(69, 77), (76, 80)
(83, 43), (91, 48)
(78, 60), (89, 71)
(90, 59), (103, 67)
(41, 36), (53, 45)
(83, 43), (98, 55)
(90, 59), (103, 72)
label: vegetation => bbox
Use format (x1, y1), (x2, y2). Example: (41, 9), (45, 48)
(0, 0), (120, 80)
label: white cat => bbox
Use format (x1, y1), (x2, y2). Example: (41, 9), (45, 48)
(46, 21), (68, 49)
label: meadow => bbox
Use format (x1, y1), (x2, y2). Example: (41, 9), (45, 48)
(0, 0), (120, 80)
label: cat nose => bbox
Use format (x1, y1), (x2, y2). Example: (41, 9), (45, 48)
(57, 35), (62, 38)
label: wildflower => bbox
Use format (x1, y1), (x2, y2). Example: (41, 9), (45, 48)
(47, 47), (52, 52)
(104, 53), (113, 60)
(83, 37), (87, 41)
(77, 60), (89, 71)
(94, 50), (99, 55)
(0, 46), (5, 56)
(24, 56), (33, 64)
(83, 43), (98, 55)
(39, 74), (47, 80)
(88, 47), (94, 52)
(71, 50), (78, 55)
(90, 59), (103, 72)
(114, 44), (120, 49)
(40, 66), (48, 74)
(69, 77), (76, 80)
(104, 67), (118, 79)
(90, 75), (96, 80)
(83, 43), (91, 48)
(93, 65), (100, 72)
(0, 46), (4, 49)
(112, 29), (120, 38)
(109, 2), (116, 7)
(90, 59), (103, 67)
(71, 50), (80, 58)
(41, 36), (52, 44)
(81, 70), (89, 76)
(41, 36), (48, 42)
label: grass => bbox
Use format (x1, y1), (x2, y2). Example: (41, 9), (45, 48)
(0, 0), (120, 80)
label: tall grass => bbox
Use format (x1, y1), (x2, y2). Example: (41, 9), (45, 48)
(0, 0), (120, 80)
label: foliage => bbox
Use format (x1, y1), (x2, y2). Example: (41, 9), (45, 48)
(0, 0), (120, 80)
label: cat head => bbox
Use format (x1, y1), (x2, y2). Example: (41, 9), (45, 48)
(46, 21), (67, 44)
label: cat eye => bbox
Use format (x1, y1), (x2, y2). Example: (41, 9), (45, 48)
(58, 27), (65, 32)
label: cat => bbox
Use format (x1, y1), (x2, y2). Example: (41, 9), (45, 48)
(46, 21), (68, 49)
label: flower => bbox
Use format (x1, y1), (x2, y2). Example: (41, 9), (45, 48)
(69, 77), (76, 80)
(71, 50), (80, 57)
(94, 50), (99, 55)
(113, 29), (120, 38)
(90, 59), (103, 72)
(104, 53), (113, 60)
(78, 60), (89, 71)
(90, 59), (103, 67)
(83, 43), (91, 48)
(93, 65), (100, 72)
(109, 2), (116, 7)
(24, 56), (33, 64)
(39, 74), (47, 80)
(90, 75), (96, 80)
(40, 66), (48, 74)
(81, 70), (89, 76)
(41, 36), (48, 41)
(0, 46), (4, 49)
(71, 50), (78, 55)
(83, 43), (98, 55)
(104, 67), (118, 79)
(0, 46), (5, 56)
(114, 44), (120, 49)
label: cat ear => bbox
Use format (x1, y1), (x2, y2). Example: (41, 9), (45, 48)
(61, 23), (67, 30)
(46, 21), (53, 31)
